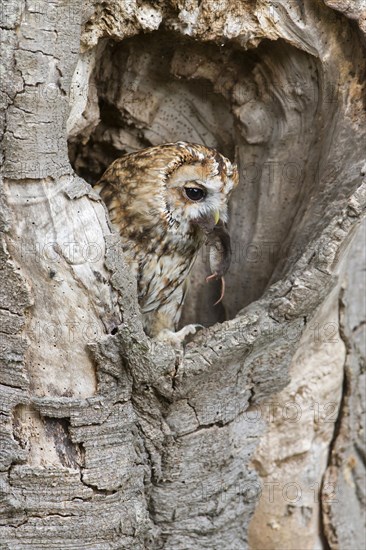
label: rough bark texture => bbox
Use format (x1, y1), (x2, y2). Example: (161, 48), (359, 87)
(0, 1), (365, 549)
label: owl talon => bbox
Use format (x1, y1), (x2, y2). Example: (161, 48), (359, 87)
(156, 324), (204, 347)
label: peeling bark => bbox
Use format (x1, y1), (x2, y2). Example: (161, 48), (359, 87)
(1, 1), (365, 549)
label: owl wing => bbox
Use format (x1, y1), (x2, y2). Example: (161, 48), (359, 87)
(139, 253), (196, 338)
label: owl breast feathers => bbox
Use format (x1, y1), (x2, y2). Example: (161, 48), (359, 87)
(95, 141), (238, 343)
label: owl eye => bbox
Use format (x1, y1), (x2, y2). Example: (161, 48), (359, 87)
(184, 187), (206, 201)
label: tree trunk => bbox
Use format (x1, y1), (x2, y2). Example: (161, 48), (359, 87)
(1, 1), (365, 548)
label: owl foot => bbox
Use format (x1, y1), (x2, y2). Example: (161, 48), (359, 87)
(157, 324), (204, 347)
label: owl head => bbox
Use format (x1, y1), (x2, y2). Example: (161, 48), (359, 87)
(97, 141), (238, 234)
(160, 142), (238, 233)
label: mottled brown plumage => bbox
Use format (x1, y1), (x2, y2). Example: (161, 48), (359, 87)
(95, 141), (238, 343)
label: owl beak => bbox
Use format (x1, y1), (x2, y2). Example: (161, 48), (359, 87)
(195, 210), (221, 233)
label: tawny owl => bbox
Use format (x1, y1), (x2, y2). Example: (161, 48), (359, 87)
(95, 142), (238, 344)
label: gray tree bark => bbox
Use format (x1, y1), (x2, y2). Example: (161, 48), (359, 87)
(0, 1), (365, 549)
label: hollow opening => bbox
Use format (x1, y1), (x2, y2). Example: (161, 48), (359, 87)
(68, 30), (342, 327)
(68, 32), (248, 184)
